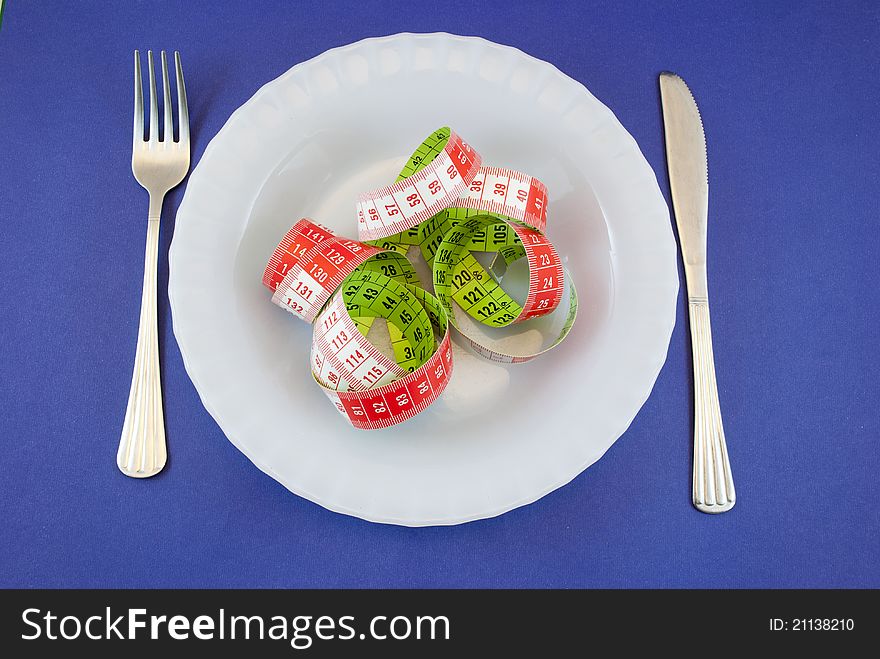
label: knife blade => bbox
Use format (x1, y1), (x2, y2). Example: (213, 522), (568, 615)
(659, 72), (709, 299)
(659, 72), (736, 513)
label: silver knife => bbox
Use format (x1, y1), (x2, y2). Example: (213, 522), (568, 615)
(659, 72), (736, 513)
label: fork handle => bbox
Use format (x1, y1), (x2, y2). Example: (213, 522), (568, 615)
(117, 208), (166, 477)
(689, 298), (735, 512)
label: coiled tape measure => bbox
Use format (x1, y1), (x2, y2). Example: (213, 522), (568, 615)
(262, 128), (578, 429)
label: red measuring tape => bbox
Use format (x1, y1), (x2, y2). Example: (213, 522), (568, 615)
(262, 219), (381, 323)
(264, 220), (454, 428)
(452, 165), (549, 234)
(315, 292), (454, 430)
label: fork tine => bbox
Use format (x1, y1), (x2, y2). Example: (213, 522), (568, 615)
(147, 50), (158, 143)
(174, 51), (189, 145)
(161, 51), (172, 143)
(133, 51), (143, 143)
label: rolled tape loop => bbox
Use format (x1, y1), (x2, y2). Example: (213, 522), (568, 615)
(264, 127), (577, 429)
(432, 215), (564, 326)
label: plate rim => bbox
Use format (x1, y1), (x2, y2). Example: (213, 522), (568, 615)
(169, 31), (679, 526)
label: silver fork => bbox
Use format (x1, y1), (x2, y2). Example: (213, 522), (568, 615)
(117, 50), (190, 477)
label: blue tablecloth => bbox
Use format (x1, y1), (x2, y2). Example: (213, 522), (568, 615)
(1, 1), (877, 588)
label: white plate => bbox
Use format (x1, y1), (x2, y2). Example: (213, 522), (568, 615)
(169, 33), (678, 526)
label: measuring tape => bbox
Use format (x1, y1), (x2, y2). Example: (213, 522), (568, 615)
(264, 127), (577, 428)
(263, 220), (383, 323)
(356, 128), (481, 241)
(312, 272), (454, 429)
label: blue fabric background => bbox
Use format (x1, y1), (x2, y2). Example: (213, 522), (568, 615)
(1, 0), (877, 588)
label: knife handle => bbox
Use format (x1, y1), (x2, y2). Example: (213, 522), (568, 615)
(688, 298), (735, 513)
